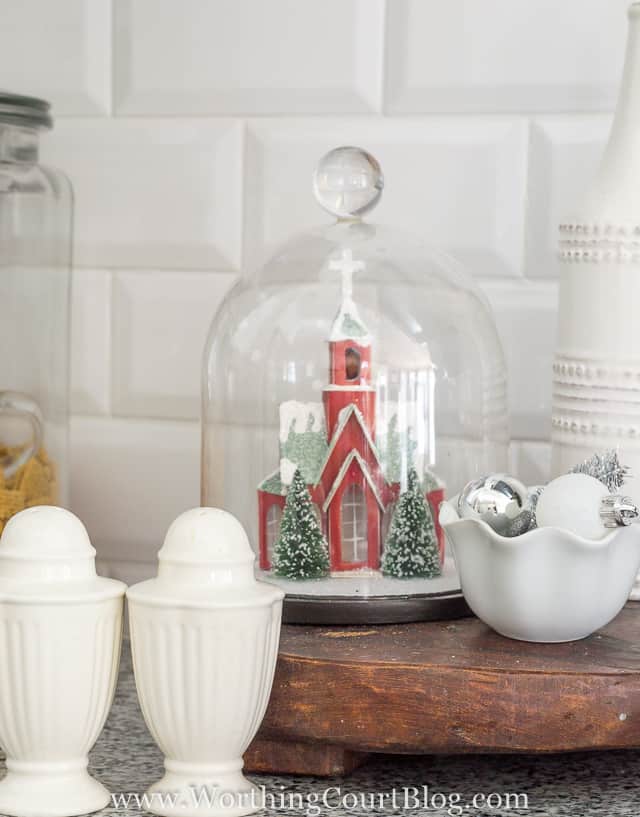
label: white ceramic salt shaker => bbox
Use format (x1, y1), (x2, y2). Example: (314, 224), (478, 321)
(0, 506), (126, 817)
(127, 508), (284, 817)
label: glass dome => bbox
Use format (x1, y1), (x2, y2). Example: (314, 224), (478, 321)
(202, 147), (508, 623)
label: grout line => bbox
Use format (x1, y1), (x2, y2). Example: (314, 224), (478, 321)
(238, 119), (247, 274)
(50, 113), (614, 121)
(50, 111), (616, 122)
(108, 270), (118, 418)
(104, 268), (113, 416)
(378, 0), (388, 115)
(520, 119), (532, 277)
(71, 413), (200, 427)
(109, 0), (116, 117)
(477, 278), (559, 296)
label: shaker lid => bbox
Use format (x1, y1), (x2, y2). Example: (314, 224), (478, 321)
(0, 506), (125, 601)
(159, 507), (254, 566)
(127, 508), (285, 608)
(0, 91), (52, 129)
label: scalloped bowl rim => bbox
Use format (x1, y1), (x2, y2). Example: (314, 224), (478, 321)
(438, 498), (640, 642)
(439, 499), (623, 549)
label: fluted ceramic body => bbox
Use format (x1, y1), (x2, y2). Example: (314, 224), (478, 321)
(552, 4), (640, 598)
(0, 506), (125, 817)
(440, 500), (640, 642)
(128, 508), (284, 817)
(0, 598), (122, 761)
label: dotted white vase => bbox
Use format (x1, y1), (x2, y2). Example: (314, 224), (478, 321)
(552, 3), (640, 598)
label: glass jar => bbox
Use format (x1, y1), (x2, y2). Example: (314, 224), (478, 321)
(202, 147), (508, 623)
(0, 92), (72, 533)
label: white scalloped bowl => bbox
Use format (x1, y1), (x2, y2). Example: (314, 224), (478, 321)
(440, 500), (640, 642)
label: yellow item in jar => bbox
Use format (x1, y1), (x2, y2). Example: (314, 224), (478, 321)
(0, 446), (58, 534)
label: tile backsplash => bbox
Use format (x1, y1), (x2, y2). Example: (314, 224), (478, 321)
(1, 0), (628, 575)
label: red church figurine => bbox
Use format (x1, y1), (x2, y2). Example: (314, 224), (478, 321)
(257, 248), (444, 576)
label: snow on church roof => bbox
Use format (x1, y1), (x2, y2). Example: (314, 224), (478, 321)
(316, 403), (386, 486)
(278, 401), (328, 487)
(329, 296), (371, 346)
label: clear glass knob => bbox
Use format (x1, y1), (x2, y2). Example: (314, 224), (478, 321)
(313, 146), (383, 219)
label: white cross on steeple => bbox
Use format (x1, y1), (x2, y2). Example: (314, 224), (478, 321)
(329, 248), (365, 301)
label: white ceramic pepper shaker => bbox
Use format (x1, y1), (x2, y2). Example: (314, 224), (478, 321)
(127, 508), (284, 817)
(0, 505), (126, 817)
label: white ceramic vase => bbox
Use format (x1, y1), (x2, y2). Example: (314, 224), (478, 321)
(127, 508), (284, 817)
(552, 3), (640, 598)
(0, 506), (125, 817)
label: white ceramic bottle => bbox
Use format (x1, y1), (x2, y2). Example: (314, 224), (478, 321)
(552, 3), (640, 596)
(0, 505), (126, 817)
(127, 508), (284, 817)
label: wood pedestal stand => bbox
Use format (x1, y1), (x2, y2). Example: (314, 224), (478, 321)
(245, 603), (640, 777)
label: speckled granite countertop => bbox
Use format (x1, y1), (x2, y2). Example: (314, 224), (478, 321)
(2, 642), (639, 817)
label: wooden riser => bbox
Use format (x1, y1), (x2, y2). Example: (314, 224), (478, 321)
(245, 604), (640, 775)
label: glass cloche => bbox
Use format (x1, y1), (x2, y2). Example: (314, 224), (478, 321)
(202, 147), (508, 623)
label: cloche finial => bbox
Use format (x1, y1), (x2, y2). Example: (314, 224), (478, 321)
(313, 146), (383, 219)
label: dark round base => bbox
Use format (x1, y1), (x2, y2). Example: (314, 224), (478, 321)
(282, 589), (471, 625)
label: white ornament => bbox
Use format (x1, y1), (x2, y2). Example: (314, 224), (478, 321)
(536, 473), (611, 540)
(127, 508), (284, 817)
(0, 506), (125, 817)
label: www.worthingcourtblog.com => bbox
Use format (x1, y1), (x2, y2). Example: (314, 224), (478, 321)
(111, 784), (530, 815)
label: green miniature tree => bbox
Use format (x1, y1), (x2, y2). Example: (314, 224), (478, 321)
(273, 467), (330, 580)
(381, 468), (441, 579)
(378, 414), (418, 484)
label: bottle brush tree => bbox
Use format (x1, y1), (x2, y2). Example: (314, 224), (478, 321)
(381, 468), (441, 579)
(273, 467), (330, 579)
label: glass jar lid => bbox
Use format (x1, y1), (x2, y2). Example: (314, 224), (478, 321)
(0, 91), (52, 129)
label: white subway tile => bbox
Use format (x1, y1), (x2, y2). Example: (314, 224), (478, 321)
(70, 269), (111, 415)
(112, 270), (236, 420)
(385, 0), (628, 113)
(526, 116), (610, 278)
(244, 118), (527, 277)
(114, 0), (383, 115)
(101, 560), (154, 585)
(481, 279), (558, 441)
(70, 415), (200, 563)
(41, 119), (243, 270)
(509, 440), (552, 487)
(0, 0), (110, 115)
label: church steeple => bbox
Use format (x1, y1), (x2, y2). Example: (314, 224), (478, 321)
(323, 248), (376, 439)
(329, 248), (369, 339)
(327, 248), (372, 387)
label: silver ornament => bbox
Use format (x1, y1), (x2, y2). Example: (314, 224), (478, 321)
(458, 474), (531, 537)
(526, 485), (545, 530)
(600, 495), (640, 528)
